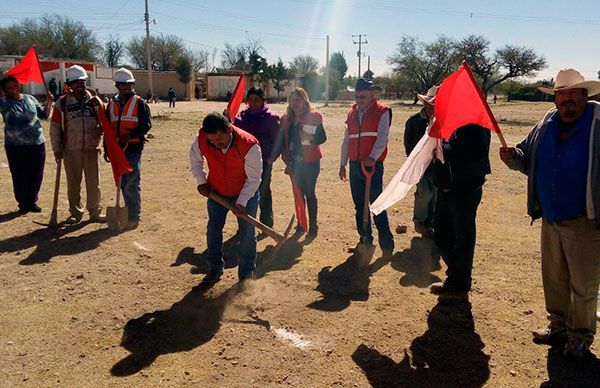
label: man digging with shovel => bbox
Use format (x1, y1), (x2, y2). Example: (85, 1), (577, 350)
(190, 112), (263, 283)
(340, 78), (395, 261)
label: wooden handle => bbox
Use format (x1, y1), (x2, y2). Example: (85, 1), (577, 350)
(208, 192), (284, 241)
(51, 159), (61, 211)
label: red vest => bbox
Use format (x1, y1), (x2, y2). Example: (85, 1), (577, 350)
(109, 94), (141, 144)
(345, 100), (390, 161)
(198, 126), (259, 197)
(282, 111), (323, 162)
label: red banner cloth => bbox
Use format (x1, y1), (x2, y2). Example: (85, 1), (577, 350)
(6, 46), (45, 85)
(290, 177), (308, 232)
(429, 62), (500, 141)
(227, 73), (245, 122)
(97, 105), (133, 185)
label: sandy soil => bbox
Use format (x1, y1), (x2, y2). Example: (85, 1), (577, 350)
(1, 99), (599, 387)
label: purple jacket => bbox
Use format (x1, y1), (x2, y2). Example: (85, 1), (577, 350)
(234, 104), (282, 162)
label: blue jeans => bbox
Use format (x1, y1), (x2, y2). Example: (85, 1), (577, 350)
(121, 152), (141, 221)
(413, 174), (437, 228)
(349, 161), (394, 250)
(206, 191), (259, 278)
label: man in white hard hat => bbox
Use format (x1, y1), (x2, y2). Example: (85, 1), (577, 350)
(50, 65), (105, 223)
(103, 68), (152, 230)
(500, 68), (600, 359)
(404, 86), (438, 238)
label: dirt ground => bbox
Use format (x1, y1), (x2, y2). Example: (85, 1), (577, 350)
(1, 99), (599, 387)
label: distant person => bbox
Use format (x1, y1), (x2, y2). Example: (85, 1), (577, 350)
(195, 84), (200, 99)
(493, 94), (497, 104)
(48, 77), (57, 100)
(281, 88), (326, 240)
(189, 112), (262, 283)
(168, 87), (176, 108)
(0, 75), (53, 214)
(404, 86), (438, 238)
(500, 68), (600, 359)
(50, 65), (106, 224)
(145, 90), (152, 103)
(104, 68), (152, 230)
(340, 77), (394, 258)
(229, 87), (281, 232)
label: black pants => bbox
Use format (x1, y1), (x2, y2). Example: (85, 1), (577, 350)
(5, 143), (46, 209)
(258, 161), (274, 227)
(292, 160), (320, 230)
(434, 185), (483, 292)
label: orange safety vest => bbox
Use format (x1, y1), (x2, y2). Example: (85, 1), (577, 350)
(198, 125), (259, 197)
(109, 94), (141, 144)
(345, 100), (390, 161)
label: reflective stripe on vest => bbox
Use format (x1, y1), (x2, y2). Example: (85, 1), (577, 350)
(346, 101), (390, 161)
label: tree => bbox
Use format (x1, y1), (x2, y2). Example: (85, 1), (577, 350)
(289, 55), (319, 75)
(175, 56), (193, 84)
(127, 34), (188, 71)
(387, 35), (456, 98)
(0, 14), (100, 61)
(268, 58), (291, 99)
(248, 52), (269, 86)
(329, 51), (348, 80)
(454, 34), (546, 94)
(103, 34), (124, 67)
(221, 38), (264, 71)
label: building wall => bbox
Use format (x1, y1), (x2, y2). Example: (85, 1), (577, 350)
(131, 70), (193, 101)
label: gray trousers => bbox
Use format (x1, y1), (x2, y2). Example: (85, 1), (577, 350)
(541, 217), (600, 343)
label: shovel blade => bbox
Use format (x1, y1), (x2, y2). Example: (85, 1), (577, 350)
(107, 205), (128, 231)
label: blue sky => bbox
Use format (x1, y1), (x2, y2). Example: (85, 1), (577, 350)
(2, 0), (599, 82)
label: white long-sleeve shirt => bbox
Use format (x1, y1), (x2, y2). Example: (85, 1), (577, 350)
(189, 135), (262, 207)
(340, 109), (391, 166)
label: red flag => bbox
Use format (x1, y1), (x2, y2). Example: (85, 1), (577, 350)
(429, 61), (500, 141)
(96, 105), (133, 185)
(6, 46), (45, 86)
(226, 73), (245, 122)
(290, 178), (308, 232)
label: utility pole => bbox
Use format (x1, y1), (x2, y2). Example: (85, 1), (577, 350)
(144, 0), (154, 96)
(352, 34), (367, 78)
(324, 35), (330, 106)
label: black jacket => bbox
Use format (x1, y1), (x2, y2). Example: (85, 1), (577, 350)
(432, 124), (491, 190)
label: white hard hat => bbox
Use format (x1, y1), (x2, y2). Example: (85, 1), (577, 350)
(113, 68), (135, 83)
(66, 65), (88, 82)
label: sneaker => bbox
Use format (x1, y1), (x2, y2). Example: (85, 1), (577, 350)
(429, 282), (447, 295)
(438, 291), (468, 305)
(65, 215), (82, 224)
(306, 227), (318, 240)
(18, 206), (29, 215)
(202, 270), (223, 284)
(239, 271), (256, 282)
(563, 337), (589, 359)
(532, 325), (567, 345)
(293, 226), (305, 238)
(28, 204), (42, 213)
(90, 214), (107, 223)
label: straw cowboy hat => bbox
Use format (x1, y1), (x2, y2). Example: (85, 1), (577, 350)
(538, 68), (600, 96)
(417, 85), (439, 104)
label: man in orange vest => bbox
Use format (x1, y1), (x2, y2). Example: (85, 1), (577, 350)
(104, 68), (152, 230)
(339, 78), (394, 258)
(190, 113), (263, 283)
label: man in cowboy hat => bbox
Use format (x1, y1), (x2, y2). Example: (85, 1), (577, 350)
(500, 68), (600, 359)
(340, 77), (394, 258)
(404, 86), (438, 238)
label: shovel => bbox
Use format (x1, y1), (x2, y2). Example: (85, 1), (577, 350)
(33, 158), (62, 228)
(353, 161), (376, 264)
(107, 177), (128, 231)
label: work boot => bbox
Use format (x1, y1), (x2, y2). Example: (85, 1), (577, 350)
(532, 324), (567, 345)
(430, 282), (448, 295)
(28, 204), (42, 213)
(202, 270), (223, 284)
(65, 215), (82, 224)
(563, 337), (590, 359)
(90, 213), (107, 223)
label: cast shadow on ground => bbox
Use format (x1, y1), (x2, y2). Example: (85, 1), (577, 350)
(172, 235), (304, 278)
(542, 346), (600, 387)
(390, 236), (442, 288)
(0, 211), (21, 223)
(172, 236), (240, 274)
(307, 247), (390, 312)
(352, 301), (490, 387)
(0, 222), (116, 265)
(110, 282), (243, 377)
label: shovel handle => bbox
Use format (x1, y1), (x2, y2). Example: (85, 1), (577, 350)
(361, 159), (375, 178)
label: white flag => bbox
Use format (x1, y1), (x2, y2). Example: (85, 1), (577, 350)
(370, 130), (442, 215)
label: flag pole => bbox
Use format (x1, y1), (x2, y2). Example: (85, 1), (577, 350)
(461, 61), (508, 148)
(32, 45), (49, 95)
